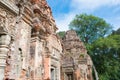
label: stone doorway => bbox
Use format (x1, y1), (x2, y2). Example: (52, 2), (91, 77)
(51, 68), (55, 80)
(65, 72), (73, 80)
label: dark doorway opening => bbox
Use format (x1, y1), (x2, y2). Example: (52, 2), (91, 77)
(51, 68), (55, 80)
(66, 72), (73, 80)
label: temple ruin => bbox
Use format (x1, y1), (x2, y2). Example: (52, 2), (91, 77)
(61, 30), (93, 80)
(0, 0), (93, 80)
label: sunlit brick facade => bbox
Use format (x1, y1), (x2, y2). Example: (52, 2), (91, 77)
(0, 0), (93, 80)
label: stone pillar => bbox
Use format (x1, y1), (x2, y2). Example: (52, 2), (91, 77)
(57, 62), (61, 80)
(0, 33), (11, 80)
(44, 55), (50, 80)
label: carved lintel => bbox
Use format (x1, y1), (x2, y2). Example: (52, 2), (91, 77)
(0, 9), (6, 17)
(0, 16), (8, 35)
(6, 14), (16, 37)
(0, 7), (16, 36)
(0, 0), (19, 15)
(0, 27), (8, 35)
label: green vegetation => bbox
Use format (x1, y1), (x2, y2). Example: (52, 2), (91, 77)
(69, 13), (112, 44)
(112, 28), (120, 35)
(88, 34), (120, 80)
(68, 14), (120, 80)
(57, 13), (120, 80)
(57, 31), (65, 39)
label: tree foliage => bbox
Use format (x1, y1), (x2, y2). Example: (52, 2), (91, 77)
(112, 28), (120, 35)
(69, 13), (120, 80)
(69, 13), (112, 44)
(87, 35), (120, 80)
(57, 31), (65, 39)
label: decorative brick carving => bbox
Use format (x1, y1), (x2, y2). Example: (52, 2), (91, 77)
(0, 1), (93, 80)
(62, 30), (93, 80)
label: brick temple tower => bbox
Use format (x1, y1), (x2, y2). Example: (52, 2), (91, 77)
(61, 30), (93, 80)
(0, 0), (62, 80)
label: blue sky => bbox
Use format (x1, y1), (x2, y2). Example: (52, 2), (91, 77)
(47, 0), (120, 31)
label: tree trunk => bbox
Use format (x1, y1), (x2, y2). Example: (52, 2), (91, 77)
(93, 65), (99, 80)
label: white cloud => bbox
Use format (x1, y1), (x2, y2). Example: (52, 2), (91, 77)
(114, 23), (120, 30)
(103, 16), (120, 31)
(108, 17), (120, 30)
(56, 13), (75, 31)
(55, 0), (120, 31)
(71, 0), (120, 11)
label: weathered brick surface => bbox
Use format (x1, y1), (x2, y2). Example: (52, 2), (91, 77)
(61, 30), (93, 80)
(0, 0), (93, 80)
(0, 0), (62, 80)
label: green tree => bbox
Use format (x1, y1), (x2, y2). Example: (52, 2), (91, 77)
(112, 28), (120, 35)
(69, 13), (120, 80)
(69, 13), (112, 44)
(88, 35), (120, 80)
(57, 31), (65, 39)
